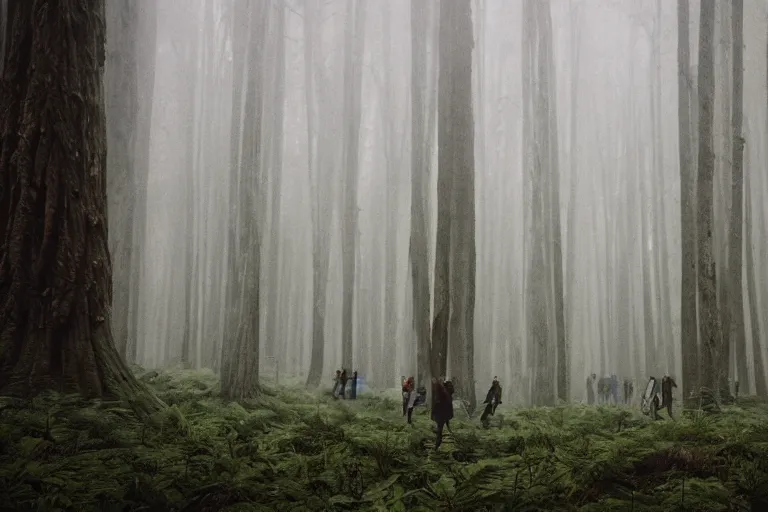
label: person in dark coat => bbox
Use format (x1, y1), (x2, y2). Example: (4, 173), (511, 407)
(586, 373), (596, 404)
(339, 369), (348, 399)
(431, 377), (454, 451)
(623, 378), (634, 404)
(332, 370), (341, 399)
(480, 377), (502, 426)
(661, 375), (677, 418)
(350, 371), (358, 399)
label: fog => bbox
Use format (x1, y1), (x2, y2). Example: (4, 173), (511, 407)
(103, 0), (768, 405)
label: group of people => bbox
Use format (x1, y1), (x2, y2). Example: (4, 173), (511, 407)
(585, 372), (678, 419)
(586, 373), (634, 405)
(331, 369), (358, 400)
(401, 376), (503, 450)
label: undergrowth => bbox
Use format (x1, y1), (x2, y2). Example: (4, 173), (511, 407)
(1, 367), (768, 511)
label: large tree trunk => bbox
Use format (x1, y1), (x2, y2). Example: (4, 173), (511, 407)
(678, 0), (699, 400)
(340, 0), (366, 372)
(304, 0), (337, 389)
(440, 0), (476, 410)
(410, 0), (438, 388)
(696, 0), (728, 398)
(541, 0), (567, 402)
(0, 0), (162, 415)
(0, 0), (7, 75)
(221, 0), (266, 400)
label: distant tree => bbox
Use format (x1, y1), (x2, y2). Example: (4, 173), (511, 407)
(0, 0), (162, 414)
(340, 0), (366, 371)
(264, 0), (287, 366)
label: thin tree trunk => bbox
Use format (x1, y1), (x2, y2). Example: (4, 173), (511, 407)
(340, 0), (366, 372)
(678, 0), (699, 400)
(729, 0), (747, 391)
(696, 0), (728, 398)
(410, 0), (437, 387)
(264, 2), (286, 360)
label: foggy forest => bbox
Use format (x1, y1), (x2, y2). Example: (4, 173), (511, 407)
(1, 0), (768, 510)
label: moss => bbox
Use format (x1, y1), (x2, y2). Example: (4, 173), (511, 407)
(1, 370), (768, 511)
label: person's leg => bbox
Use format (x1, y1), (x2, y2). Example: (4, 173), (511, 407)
(666, 401), (673, 419)
(435, 421), (444, 450)
(480, 403), (491, 423)
(407, 407), (413, 424)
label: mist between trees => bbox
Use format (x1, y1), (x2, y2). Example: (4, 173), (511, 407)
(103, 0), (768, 405)
(2, 0), (766, 408)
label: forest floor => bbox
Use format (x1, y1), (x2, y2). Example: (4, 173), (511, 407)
(1, 368), (768, 511)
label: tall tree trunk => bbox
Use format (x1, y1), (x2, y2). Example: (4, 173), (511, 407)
(340, 0), (366, 372)
(125, 4), (157, 364)
(304, 0), (337, 388)
(729, 0), (747, 391)
(439, 0), (476, 409)
(0, 0), (7, 75)
(649, 0), (675, 375)
(381, 1), (398, 387)
(745, 160), (766, 395)
(565, 1), (582, 376)
(540, 0), (567, 402)
(105, 1), (139, 360)
(696, 0), (727, 398)
(264, 2), (286, 361)
(181, 8), (202, 365)
(0, 0), (162, 415)
(221, 0), (265, 400)
(410, 0), (438, 387)
(432, 0), (452, 381)
(678, 0), (698, 400)
(523, 0), (558, 406)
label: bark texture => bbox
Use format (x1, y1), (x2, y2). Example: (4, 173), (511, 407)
(728, 0), (747, 391)
(410, 0), (439, 387)
(221, 0), (266, 400)
(678, 0), (699, 399)
(523, 0), (561, 406)
(696, 0), (728, 398)
(0, 0), (161, 414)
(439, 0), (476, 410)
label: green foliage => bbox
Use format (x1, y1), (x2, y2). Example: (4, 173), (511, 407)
(2, 371), (768, 511)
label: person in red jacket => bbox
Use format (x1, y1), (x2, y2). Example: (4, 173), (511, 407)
(402, 376), (416, 424)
